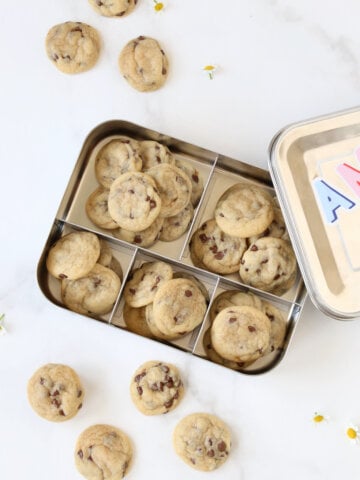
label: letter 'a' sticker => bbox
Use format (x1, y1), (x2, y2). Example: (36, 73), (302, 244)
(312, 178), (355, 224)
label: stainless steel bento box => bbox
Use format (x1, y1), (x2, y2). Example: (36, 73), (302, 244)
(37, 120), (308, 375)
(269, 107), (360, 320)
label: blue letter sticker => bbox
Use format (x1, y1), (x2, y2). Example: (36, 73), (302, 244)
(313, 178), (355, 224)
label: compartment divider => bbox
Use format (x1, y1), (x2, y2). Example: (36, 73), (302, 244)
(178, 154), (220, 260)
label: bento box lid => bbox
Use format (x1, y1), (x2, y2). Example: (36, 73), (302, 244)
(268, 107), (360, 320)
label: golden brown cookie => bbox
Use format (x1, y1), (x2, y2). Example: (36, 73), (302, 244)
(75, 424), (132, 480)
(130, 360), (184, 415)
(211, 305), (271, 363)
(173, 413), (231, 471)
(27, 363), (84, 422)
(88, 0), (137, 17)
(46, 231), (100, 280)
(119, 36), (169, 92)
(214, 183), (274, 238)
(45, 21), (100, 74)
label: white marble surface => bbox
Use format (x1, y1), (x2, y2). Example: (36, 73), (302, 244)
(1, 1), (360, 479)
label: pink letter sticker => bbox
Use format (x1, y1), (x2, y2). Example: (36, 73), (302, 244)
(336, 163), (360, 198)
(313, 178), (355, 224)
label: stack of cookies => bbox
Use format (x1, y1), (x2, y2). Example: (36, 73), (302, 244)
(85, 136), (203, 248)
(203, 290), (287, 370)
(46, 231), (122, 316)
(190, 182), (297, 295)
(122, 261), (209, 340)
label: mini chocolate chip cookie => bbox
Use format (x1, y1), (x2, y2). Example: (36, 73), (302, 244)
(214, 183), (274, 238)
(139, 140), (175, 170)
(27, 363), (84, 422)
(119, 36), (169, 92)
(175, 160), (204, 207)
(173, 413), (231, 471)
(75, 424), (132, 480)
(46, 21), (100, 74)
(88, 0), (137, 17)
(209, 290), (264, 323)
(211, 305), (271, 363)
(147, 164), (192, 218)
(159, 202), (194, 242)
(130, 360), (184, 415)
(123, 261), (173, 308)
(152, 278), (207, 337)
(86, 187), (118, 230)
(95, 137), (142, 189)
(239, 237), (297, 295)
(108, 172), (162, 231)
(61, 263), (121, 315)
(123, 304), (154, 338)
(262, 301), (287, 355)
(46, 231), (100, 280)
(190, 219), (247, 274)
(113, 216), (164, 248)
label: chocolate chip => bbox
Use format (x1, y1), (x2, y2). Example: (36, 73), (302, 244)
(185, 290), (192, 297)
(52, 390), (59, 396)
(135, 371), (146, 383)
(59, 273), (67, 279)
(128, 189), (135, 194)
(59, 409), (65, 416)
(149, 383), (159, 391)
(219, 213), (224, 217)
(129, 288), (136, 295)
(134, 235), (142, 244)
(217, 441), (226, 452)
(77, 390), (82, 398)
(78, 403), (82, 410)
(229, 317), (237, 323)
(209, 245), (218, 253)
(77, 450), (83, 459)
(149, 200), (157, 209)
(40, 377), (45, 385)
(137, 386), (143, 395)
(267, 314), (275, 322)
(274, 274), (280, 280)
(138, 35), (145, 40)
(51, 398), (61, 408)
(116, 11), (125, 16)
(88, 455), (93, 462)
(162, 67), (167, 75)
(52, 53), (59, 61)
(160, 365), (169, 373)
(250, 245), (258, 251)
(207, 449), (215, 457)
(190, 458), (196, 464)
(164, 398), (174, 408)
(166, 377), (174, 388)
(160, 49), (165, 55)
(240, 260), (245, 265)
(70, 27), (82, 33)
(248, 325), (256, 332)
(201, 223), (207, 230)
(199, 233), (209, 243)
(261, 259), (268, 264)
(192, 173), (199, 183)
(214, 251), (224, 260)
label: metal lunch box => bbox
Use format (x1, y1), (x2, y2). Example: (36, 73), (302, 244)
(269, 106), (360, 320)
(37, 120), (309, 375)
